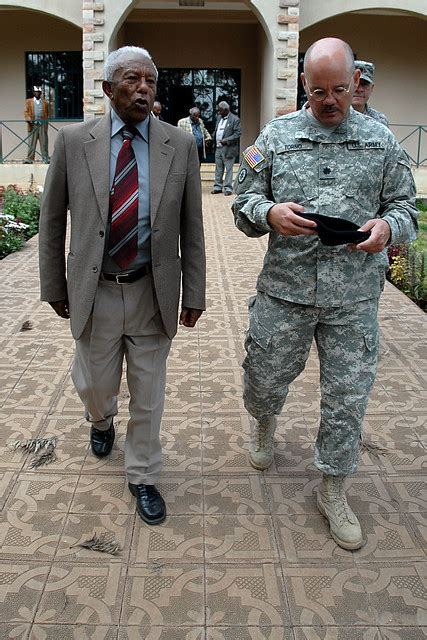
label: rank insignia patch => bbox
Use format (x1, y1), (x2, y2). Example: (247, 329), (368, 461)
(243, 145), (266, 170)
(238, 168), (247, 183)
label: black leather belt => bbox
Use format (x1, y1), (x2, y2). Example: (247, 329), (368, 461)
(101, 264), (151, 284)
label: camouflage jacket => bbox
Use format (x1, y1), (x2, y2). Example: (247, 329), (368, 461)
(233, 106), (418, 307)
(365, 104), (390, 127)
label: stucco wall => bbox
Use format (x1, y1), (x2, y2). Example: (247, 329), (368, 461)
(300, 14), (427, 127)
(123, 21), (262, 153)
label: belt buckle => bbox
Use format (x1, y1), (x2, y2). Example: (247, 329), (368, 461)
(115, 273), (129, 284)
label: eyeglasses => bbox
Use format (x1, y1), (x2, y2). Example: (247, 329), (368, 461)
(305, 78), (353, 102)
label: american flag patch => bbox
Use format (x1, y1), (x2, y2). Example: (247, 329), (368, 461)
(243, 145), (266, 169)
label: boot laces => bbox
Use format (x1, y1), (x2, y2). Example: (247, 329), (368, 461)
(329, 478), (353, 525)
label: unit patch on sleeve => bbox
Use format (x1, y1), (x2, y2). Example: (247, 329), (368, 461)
(237, 168), (247, 184)
(243, 145), (267, 171)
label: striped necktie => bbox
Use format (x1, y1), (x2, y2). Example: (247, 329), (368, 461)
(108, 126), (139, 268)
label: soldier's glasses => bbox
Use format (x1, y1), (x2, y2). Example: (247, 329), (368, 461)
(305, 79), (353, 102)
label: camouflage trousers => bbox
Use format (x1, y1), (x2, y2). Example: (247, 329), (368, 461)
(243, 292), (380, 476)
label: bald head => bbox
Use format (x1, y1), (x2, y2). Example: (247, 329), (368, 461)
(301, 37), (359, 128)
(304, 38), (354, 79)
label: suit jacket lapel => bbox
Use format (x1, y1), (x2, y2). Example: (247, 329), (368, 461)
(84, 114), (111, 225)
(149, 116), (174, 224)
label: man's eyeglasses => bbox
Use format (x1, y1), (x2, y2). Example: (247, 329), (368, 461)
(305, 79), (353, 102)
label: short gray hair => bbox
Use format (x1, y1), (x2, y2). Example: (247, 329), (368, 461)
(218, 101), (230, 110)
(104, 46), (158, 82)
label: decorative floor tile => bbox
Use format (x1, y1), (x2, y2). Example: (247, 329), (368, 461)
(37, 415), (88, 440)
(206, 628), (293, 640)
(130, 515), (203, 564)
(0, 510), (64, 560)
(266, 477), (320, 515)
(35, 563), (126, 624)
(385, 476), (427, 513)
(202, 414), (251, 441)
(5, 473), (79, 513)
(293, 628), (382, 640)
(0, 411), (45, 441)
(202, 441), (253, 475)
(360, 562), (427, 626)
(203, 476), (270, 515)
(30, 625), (119, 639)
(56, 513), (134, 562)
(70, 476), (133, 515)
(283, 565), (373, 626)
(353, 513), (426, 563)
(273, 514), (355, 564)
(3, 370), (67, 412)
(379, 628), (427, 639)
(205, 515), (278, 563)
(0, 624), (30, 640)
(206, 564), (290, 626)
(0, 562), (50, 623)
(121, 565), (204, 626)
(162, 440), (202, 474)
(156, 477), (203, 516)
(118, 628), (205, 640)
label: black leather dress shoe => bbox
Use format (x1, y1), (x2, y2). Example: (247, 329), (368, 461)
(129, 483), (166, 525)
(90, 423), (115, 457)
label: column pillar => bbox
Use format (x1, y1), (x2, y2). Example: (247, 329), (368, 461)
(275, 0), (300, 117)
(82, 1), (107, 119)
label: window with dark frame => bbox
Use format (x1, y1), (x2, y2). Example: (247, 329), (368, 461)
(26, 51), (83, 120)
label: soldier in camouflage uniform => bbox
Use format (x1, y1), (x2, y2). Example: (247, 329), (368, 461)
(352, 60), (389, 127)
(232, 38), (418, 551)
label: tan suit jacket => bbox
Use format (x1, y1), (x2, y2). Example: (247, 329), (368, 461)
(24, 98), (49, 132)
(39, 113), (206, 340)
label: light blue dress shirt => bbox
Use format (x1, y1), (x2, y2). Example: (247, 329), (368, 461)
(102, 109), (151, 273)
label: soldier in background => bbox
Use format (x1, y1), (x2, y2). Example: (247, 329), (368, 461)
(232, 38), (417, 551)
(24, 86), (50, 163)
(352, 60), (389, 126)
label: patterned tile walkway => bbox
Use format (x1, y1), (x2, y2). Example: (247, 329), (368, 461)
(0, 184), (426, 639)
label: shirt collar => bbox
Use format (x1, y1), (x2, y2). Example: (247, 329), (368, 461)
(110, 108), (149, 142)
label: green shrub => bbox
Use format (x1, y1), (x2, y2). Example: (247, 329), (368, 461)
(0, 185), (41, 259)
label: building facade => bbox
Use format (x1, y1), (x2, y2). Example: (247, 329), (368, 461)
(1, 0), (426, 163)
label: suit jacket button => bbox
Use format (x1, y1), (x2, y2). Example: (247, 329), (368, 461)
(99, 230), (104, 237)
(92, 266), (98, 273)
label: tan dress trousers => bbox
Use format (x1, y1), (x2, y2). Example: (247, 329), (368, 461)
(71, 273), (171, 484)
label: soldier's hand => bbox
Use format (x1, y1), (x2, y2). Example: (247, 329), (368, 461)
(49, 299), (70, 319)
(267, 202), (318, 236)
(350, 219), (391, 254)
(179, 307), (203, 328)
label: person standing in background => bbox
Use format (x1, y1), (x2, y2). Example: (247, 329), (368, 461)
(352, 60), (389, 126)
(177, 107), (212, 165)
(24, 86), (50, 163)
(211, 101), (241, 196)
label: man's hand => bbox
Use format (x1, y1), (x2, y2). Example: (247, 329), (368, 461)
(349, 219), (391, 253)
(267, 203), (318, 236)
(49, 299), (70, 319)
(179, 307), (203, 328)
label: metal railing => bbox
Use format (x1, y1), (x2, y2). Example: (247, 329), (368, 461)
(0, 119), (425, 167)
(389, 124), (426, 168)
(0, 119), (83, 163)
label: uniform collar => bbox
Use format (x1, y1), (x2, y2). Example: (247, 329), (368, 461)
(294, 103), (360, 143)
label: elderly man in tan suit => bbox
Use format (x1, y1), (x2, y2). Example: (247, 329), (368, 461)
(39, 46), (206, 525)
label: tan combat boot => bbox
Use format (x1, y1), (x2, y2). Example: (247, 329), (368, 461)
(249, 415), (277, 470)
(317, 474), (364, 550)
